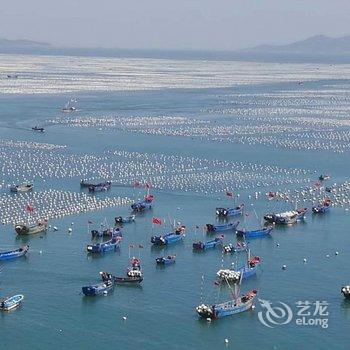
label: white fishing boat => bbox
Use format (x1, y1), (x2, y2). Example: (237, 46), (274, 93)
(0, 294), (24, 311)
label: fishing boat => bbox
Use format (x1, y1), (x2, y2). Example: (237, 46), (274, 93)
(91, 227), (122, 239)
(264, 208), (307, 225)
(131, 194), (154, 213)
(206, 221), (239, 233)
(312, 199), (331, 214)
(88, 182), (111, 192)
(223, 242), (247, 254)
(193, 236), (224, 251)
(341, 286), (350, 299)
(151, 225), (185, 245)
(0, 295), (24, 311)
(319, 174), (330, 181)
(217, 251), (261, 282)
(0, 245), (29, 261)
(32, 126), (45, 132)
(86, 236), (122, 253)
(61, 99), (77, 112)
(82, 280), (114, 296)
(216, 204), (244, 217)
(156, 255), (176, 265)
(236, 226), (273, 239)
(100, 257), (143, 284)
(196, 289), (257, 319)
(15, 220), (48, 235)
(10, 183), (33, 193)
(115, 215), (136, 225)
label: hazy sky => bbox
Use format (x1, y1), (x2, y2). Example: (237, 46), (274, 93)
(1, 0), (349, 50)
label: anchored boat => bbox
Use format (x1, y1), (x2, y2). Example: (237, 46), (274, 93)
(312, 199), (331, 214)
(236, 226), (273, 239)
(206, 221), (239, 233)
(216, 204), (244, 217)
(10, 183), (33, 193)
(115, 215), (136, 225)
(100, 257), (143, 284)
(151, 226), (185, 245)
(0, 245), (29, 261)
(86, 236), (122, 253)
(15, 220), (48, 235)
(88, 182), (111, 192)
(32, 126), (45, 132)
(131, 193), (154, 213)
(82, 280), (114, 296)
(91, 227), (122, 239)
(193, 236), (224, 251)
(0, 295), (24, 311)
(341, 286), (350, 299)
(264, 208), (307, 225)
(156, 255), (176, 265)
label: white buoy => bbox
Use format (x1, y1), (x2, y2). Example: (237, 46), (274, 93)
(303, 258), (307, 263)
(335, 251), (339, 255)
(206, 318), (211, 323)
(326, 254), (330, 258)
(224, 339), (229, 344)
(39, 250), (42, 254)
(122, 316), (127, 321)
(68, 227), (72, 233)
(276, 243), (280, 247)
(53, 226), (58, 231)
(282, 265), (287, 270)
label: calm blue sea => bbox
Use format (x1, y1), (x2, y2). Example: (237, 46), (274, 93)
(0, 60), (349, 350)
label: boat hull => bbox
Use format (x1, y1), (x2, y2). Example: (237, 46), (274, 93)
(0, 245), (29, 261)
(237, 227), (273, 238)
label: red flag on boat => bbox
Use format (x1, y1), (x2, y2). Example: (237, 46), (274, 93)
(145, 194), (154, 202)
(226, 191), (233, 197)
(26, 204), (34, 213)
(152, 217), (162, 225)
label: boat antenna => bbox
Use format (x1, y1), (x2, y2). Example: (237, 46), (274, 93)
(200, 275), (204, 303)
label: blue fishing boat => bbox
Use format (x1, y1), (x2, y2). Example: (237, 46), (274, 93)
(193, 236), (224, 251)
(91, 227), (122, 239)
(196, 289), (257, 319)
(86, 237), (122, 253)
(156, 255), (176, 265)
(236, 226), (273, 239)
(115, 215), (136, 225)
(216, 204), (244, 217)
(206, 221), (239, 233)
(151, 226), (185, 245)
(0, 294), (24, 311)
(82, 280), (114, 296)
(223, 242), (248, 254)
(131, 194), (154, 212)
(0, 245), (29, 261)
(312, 199), (331, 214)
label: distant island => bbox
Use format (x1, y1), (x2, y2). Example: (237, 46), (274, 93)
(0, 35), (349, 63)
(242, 34), (350, 55)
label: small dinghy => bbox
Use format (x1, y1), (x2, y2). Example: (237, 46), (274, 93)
(115, 215), (136, 225)
(216, 204), (244, 217)
(206, 221), (239, 233)
(222, 242), (248, 254)
(0, 294), (24, 311)
(15, 220), (48, 235)
(312, 199), (331, 214)
(82, 280), (114, 296)
(0, 245), (29, 261)
(341, 286), (350, 299)
(319, 174), (330, 181)
(151, 225), (185, 245)
(86, 236), (122, 253)
(156, 255), (176, 265)
(236, 226), (273, 239)
(10, 183), (33, 193)
(32, 126), (45, 132)
(193, 236), (224, 251)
